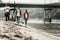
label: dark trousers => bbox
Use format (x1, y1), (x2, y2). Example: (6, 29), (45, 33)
(17, 16), (20, 23)
(5, 12), (10, 21)
(24, 18), (28, 25)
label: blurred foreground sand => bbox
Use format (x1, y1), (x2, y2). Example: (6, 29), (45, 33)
(0, 20), (60, 40)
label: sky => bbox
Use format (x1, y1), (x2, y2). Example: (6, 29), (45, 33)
(1, 0), (59, 4)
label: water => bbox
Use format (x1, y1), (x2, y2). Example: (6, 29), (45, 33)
(28, 22), (60, 37)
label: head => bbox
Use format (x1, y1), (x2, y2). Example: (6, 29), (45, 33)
(17, 6), (20, 9)
(5, 4), (7, 6)
(25, 9), (27, 12)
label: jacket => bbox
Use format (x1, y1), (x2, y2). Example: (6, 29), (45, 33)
(24, 12), (29, 19)
(16, 9), (21, 17)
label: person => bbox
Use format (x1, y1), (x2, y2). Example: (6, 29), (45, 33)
(4, 4), (10, 21)
(16, 7), (21, 24)
(23, 9), (29, 26)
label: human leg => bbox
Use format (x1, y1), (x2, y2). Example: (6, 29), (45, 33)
(18, 17), (20, 23)
(17, 16), (20, 24)
(7, 13), (10, 20)
(6, 16), (7, 21)
(7, 15), (9, 20)
(25, 19), (27, 25)
(5, 13), (8, 21)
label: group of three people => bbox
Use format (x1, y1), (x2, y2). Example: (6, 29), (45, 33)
(4, 5), (29, 26)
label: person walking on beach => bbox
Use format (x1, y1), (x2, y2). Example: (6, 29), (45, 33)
(23, 9), (29, 26)
(4, 4), (10, 21)
(16, 7), (21, 24)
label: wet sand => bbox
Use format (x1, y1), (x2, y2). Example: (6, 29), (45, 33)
(28, 22), (60, 37)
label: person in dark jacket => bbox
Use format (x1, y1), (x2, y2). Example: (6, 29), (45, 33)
(16, 7), (21, 24)
(4, 4), (10, 21)
(23, 9), (29, 26)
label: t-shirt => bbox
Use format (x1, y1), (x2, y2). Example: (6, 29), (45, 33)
(17, 10), (20, 16)
(25, 13), (28, 18)
(4, 6), (10, 13)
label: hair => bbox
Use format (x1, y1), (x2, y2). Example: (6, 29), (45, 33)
(17, 6), (20, 8)
(25, 9), (27, 12)
(5, 4), (7, 6)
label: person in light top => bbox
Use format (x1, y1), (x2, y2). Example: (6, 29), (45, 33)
(4, 4), (10, 21)
(16, 7), (21, 24)
(23, 9), (29, 26)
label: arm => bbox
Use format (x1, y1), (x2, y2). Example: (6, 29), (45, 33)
(27, 12), (29, 19)
(16, 10), (17, 14)
(20, 10), (22, 17)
